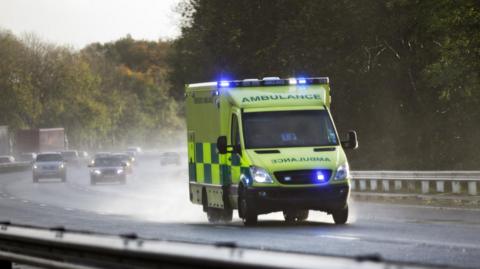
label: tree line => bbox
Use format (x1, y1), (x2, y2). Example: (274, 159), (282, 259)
(0, 32), (183, 150)
(168, 0), (480, 170)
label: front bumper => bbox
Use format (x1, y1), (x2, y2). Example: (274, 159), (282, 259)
(34, 170), (65, 179)
(91, 174), (126, 182)
(245, 184), (349, 214)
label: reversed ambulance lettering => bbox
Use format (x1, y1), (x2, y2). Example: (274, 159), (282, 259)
(272, 157), (331, 164)
(242, 94), (322, 103)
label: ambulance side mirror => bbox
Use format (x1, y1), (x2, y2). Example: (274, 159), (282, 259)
(217, 136), (228, 154)
(341, 130), (358, 150)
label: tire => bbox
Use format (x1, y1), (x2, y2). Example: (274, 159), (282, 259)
(283, 210), (309, 223)
(61, 174), (67, 182)
(33, 176), (38, 183)
(90, 177), (96, 185)
(238, 186), (257, 226)
(332, 205), (349, 225)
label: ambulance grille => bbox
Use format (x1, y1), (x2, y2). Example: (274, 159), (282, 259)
(274, 169), (332, 185)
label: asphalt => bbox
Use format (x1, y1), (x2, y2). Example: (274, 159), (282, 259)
(0, 158), (479, 269)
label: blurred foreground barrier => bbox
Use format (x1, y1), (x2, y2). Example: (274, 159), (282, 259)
(0, 162), (31, 173)
(0, 223), (434, 269)
(351, 171), (480, 196)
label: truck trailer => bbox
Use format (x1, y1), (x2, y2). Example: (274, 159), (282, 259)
(185, 77), (358, 225)
(15, 128), (66, 154)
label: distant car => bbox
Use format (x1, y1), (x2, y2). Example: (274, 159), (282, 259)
(127, 146), (142, 154)
(124, 151), (138, 165)
(89, 156), (127, 185)
(18, 152), (37, 163)
(0, 155), (15, 164)
(33, 153), (66, 182)
(112, 153), (134, 174)
(61, 150), (80, 166)
(90, 152), (111, 165)
(160, 152), (181, 166)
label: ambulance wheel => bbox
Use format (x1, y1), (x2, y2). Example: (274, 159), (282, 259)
(332, 205), (349, 225)
(283, 210), (309, 223)
(238, 187), (257, 226)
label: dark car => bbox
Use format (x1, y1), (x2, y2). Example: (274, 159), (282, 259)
(160, 152), (181, 166)
(18, 152), (37, 163)
(61, 150), (80, 166)
(89, 156), (127, 185)
(112, 153), (134, 174)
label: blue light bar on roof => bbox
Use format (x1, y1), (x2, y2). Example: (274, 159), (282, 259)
(217, 77), (329, 88)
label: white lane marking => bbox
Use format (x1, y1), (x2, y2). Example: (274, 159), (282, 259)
(9, 196), (15, 200)
(64, 208), (73, 211)
(39, 203), (46, 207)
(316, 234), (359, 241)
(22, 200), (29, 203)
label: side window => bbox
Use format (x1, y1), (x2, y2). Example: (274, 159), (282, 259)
(231, 114), (240, 146)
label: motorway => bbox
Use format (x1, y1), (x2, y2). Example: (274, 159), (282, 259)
(0, 157), (479, 269)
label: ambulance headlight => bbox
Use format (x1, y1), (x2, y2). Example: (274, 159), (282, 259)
(334, 163), (350, 180)
(93, 169), (102, 175)
(250, 166), (273, 183)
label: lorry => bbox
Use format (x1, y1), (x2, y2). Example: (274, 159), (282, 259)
(15, 128), (66, 154)
(185, 77), (358, 226)
(0, 126), (11, 155)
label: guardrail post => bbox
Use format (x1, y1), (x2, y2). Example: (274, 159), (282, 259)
(394, 180), (402, 192)
(350, 179), (356, 191)
(452, 181), (461, 194)
(435, 181), (444, 193)
(370, 179), (378, 191)
(468, 181), (477, 196)
(382, 180), (389, 192)
(421, 181), (429, 194)
(359, 179), (367, 191)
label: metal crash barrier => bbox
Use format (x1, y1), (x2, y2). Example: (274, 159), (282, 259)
(0, 223), (434, 269)
(351, 171), (480, 196)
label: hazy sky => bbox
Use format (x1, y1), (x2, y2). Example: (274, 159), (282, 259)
(0, 0), (182, 49)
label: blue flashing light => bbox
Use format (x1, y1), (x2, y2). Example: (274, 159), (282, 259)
(316, 171), (326, 182)
(215, 77), (329, 89)
(219, 81), (230, 87)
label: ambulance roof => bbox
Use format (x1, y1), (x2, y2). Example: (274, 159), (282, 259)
(187, 77), (331, 108)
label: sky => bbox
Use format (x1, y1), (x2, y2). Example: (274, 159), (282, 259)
(0, 0), (182, 49)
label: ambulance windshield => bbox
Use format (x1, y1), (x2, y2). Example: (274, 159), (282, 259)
(242, 110), (338, 149)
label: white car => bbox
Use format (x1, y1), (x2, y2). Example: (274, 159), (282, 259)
(33, 153), (67, 182)
(0, 155), (15, 164)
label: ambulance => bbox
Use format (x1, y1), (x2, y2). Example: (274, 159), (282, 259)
(185, 77), (358, 225)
